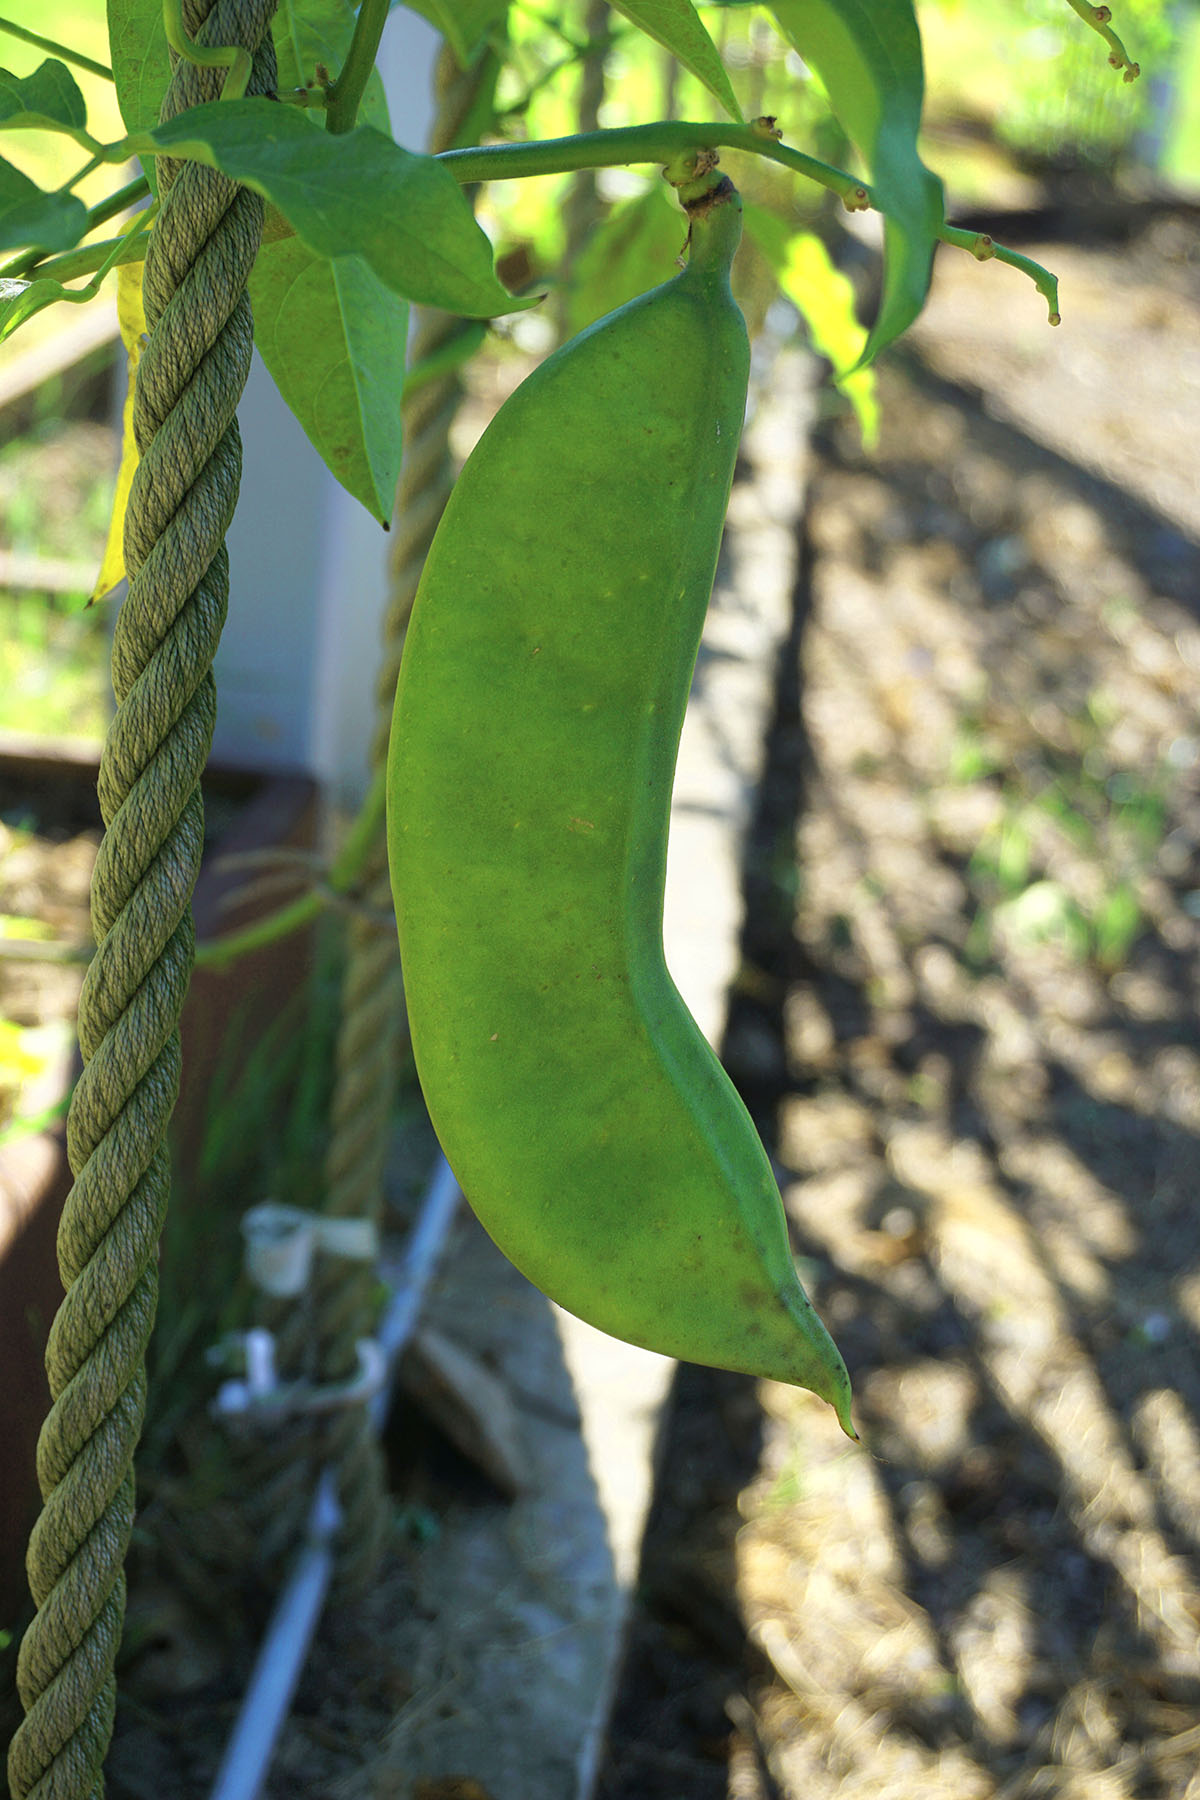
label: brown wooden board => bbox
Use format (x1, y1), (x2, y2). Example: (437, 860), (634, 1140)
(0, 762), (318, 1624)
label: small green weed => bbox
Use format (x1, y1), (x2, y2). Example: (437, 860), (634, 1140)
(948, 718), (1003, 787)
(1091, 881), (1144, 971)
(953, 680), (1169, 975)
(761, 1445), (807, 1513)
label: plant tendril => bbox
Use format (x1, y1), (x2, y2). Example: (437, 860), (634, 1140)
(162, 0), (252, 99)
(1062, 0), (1140, 80)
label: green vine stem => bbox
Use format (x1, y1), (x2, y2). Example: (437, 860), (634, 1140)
(194, 766), (386, 967)
(1, 211), (156, 338)
(1063, 0), (1140, 79)
(439, 117), (872, 210)
(58, 151), (104, 193)
(0, 179), (151, 283)
(439, 124), (1062, 322)
(9, 117), (1064, 321)
(82, 173), (152, 232)
(938, 225), (1061, 324)
(2, 219), (150, 287)
(0, 15), (113, 81)
(323, 0), (388, 133)
(163, 0), (253, 100)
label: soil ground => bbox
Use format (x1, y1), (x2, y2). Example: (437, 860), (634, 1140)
(4, 200), (1199, 1798)
(595, 203), (1200, 1799)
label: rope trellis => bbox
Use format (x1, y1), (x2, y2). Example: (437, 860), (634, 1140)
(249, 37), (502, 1594)
(7, 4), (276, 1794)
(556, 0), (610, 339)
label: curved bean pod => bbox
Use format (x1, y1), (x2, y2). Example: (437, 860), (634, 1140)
(388, 180), (852, 1431)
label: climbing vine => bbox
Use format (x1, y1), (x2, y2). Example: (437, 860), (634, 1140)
(1, 1), (1144, 1793)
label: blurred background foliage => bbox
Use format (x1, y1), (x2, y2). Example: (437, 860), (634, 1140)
(1, 0), (1198, 749)
(7, 0), (1195, 741)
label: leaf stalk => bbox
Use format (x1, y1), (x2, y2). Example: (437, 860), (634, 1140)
(324, 0), (389, 133)
(0, 16), (113, 81)
(5, 112), (1060, 324)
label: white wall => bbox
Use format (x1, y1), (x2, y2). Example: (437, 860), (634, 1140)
(212, 9), (442, 806)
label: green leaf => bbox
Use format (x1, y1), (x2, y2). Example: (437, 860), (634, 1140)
(0, 59), (89, 131)
(742, 205), (877, 443)
(106, 0), (167, 198)
(400, 0), (509, 67)
(566, 184), (685, 336)
(273, 0), (390, 130)
(610, 0), (743, 121)
(250, 237), (408, 522)
(107, 0), (170, 135)
(766, 0), (943, 359)
(0, 157), (88, 254)
(109, 0), (384, 197)
(0, 274), (67, 339)
(130, 99), (537, 318)
(108, 0), (397, 189)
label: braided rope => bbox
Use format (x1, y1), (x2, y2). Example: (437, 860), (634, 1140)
(221, 41), (499, 1591)
(303, 41), (501, 1591)
(556, 0), (610, 338)
(7, 5), (276, 1794)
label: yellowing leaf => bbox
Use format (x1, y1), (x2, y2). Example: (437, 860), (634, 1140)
(780, 231), (878, 445)
(767, 0), (944, 360)
(92, 257), (146, 603)
(0, 913), (54, 940)
(742, 205), (878, 445)
(0, 1016), (45, 1085)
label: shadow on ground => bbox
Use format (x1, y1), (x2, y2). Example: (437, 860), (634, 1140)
(597, 204), (1200, 1800)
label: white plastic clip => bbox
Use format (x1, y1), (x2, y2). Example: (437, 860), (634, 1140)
(212, 1327), (280, 1417)
(212, 1336), (385, 1422)
(240, 1202), (379, 1298)
(297, 1338), (387, 1416)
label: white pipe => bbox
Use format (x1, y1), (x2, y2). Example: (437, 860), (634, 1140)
(208, 1474), (341, 1800)
(371, 1154), (460, 1428)
(208, 1155), (461, 1800)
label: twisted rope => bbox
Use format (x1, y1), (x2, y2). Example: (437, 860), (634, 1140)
(556, 0), (610, 339)
(164, 38), (501, 1602)
(7, 4), (276, 1794)
(290, 40), (501, 1591)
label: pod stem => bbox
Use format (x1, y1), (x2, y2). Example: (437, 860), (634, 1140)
(662, 143), (725, 206)
(680, 175), (742, 275)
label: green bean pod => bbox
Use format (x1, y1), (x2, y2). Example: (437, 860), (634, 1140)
(388, 181), (852, 1431)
